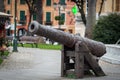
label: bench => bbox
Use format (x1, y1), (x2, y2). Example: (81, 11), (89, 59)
(19, 36), (40, 48)
(6, 36), (13, 46)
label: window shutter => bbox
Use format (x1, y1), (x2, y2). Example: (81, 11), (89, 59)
(20, 0), (25, 4)
(60, 0), (65, 5)
(46, 12), (51, 22)
(46, 0), (51, 6)
(33, 13), (36, 20)
(61, 13), (65, 21)
(20, 11), (25, 21)
(8, 0), (10, 4)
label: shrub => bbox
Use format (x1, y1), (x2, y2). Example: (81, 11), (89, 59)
(93, 13), (120, 44)
(55, 16), (65, 25)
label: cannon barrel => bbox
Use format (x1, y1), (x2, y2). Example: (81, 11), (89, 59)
(29, 21), (106, 57)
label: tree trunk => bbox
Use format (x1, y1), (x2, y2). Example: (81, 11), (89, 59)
(75, 0), (86, 25)
(26, 10), (33, 36)
(98, 0), (105, 16)
(36, 0), (43, 24)
(85, 0), (96, 39)
(28, 11), (32, 27)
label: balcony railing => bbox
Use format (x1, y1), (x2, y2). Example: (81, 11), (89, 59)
(19, 20), (26, 25)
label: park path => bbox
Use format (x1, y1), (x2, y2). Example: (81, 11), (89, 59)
(0, 47), (120, 80)
(0, 47), (62, 80)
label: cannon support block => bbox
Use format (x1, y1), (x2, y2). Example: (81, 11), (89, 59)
(61, 41), (105, 78)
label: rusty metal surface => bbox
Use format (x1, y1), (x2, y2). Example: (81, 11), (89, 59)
(29, 21), (106, 57)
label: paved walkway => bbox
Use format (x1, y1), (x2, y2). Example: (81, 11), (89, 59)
(101, 45), (120, 65)
(0, 47), (120, 80)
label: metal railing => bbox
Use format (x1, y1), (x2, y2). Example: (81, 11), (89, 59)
(116, 39), (120, 45)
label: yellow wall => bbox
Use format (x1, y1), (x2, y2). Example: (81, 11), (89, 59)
(96, 0), (120, 13)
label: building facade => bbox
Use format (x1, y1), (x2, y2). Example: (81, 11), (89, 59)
(96, 0), (119, 14)
(3, 0), (120, 34)
(43, 0), (75, 33)
(4, 0), (29, 30)
(4, 0), (76, 33)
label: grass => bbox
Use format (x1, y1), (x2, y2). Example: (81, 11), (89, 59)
(18, 43), (62, 50)
(38, 43), (62, 50)
(66, 74), (76, 79)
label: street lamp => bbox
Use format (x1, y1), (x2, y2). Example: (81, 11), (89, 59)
(53, 2), (66, 29)
(13, 0), (18, 52)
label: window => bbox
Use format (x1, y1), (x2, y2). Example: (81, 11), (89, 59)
(33, 13), (36, 20)
(60, 0), (65, 5)
(46, 0), (51, 6)
(7, 10), (10, 14)
(20, 0), (25, 4)
(61, 13), (65, 21)
(46, 12), (51, 22)
(7, 0), (10, 4)
(60, 13), (65, 25)
(20, 11), (25, 21)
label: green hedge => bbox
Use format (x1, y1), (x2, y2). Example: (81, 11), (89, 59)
(93, 13), (120, 44)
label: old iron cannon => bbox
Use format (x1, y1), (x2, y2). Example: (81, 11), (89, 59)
(29, 21), (106, 78)
(29, 21), (106, 57)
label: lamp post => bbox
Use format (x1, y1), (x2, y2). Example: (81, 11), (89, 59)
(53, 2), (66, 29)
(13, 0), (18, 52)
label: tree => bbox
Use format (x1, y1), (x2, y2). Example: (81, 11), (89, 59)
(71, 0), (86, 25)
(25, 0), (43, 26)
(69, 0), (105, 39)
(25, 0), (36, 26)
(93, 13), (120, 44)
(98, 0), (105, 16)
(85, 0), (96, 38)
(35, 0), (43, 24)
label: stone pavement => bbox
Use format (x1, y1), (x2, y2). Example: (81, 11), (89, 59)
(0, 47), (120, 80)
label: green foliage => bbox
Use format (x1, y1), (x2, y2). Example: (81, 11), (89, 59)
(0, 51), (9, 57)
(66, 74), (76, 79)
(55, 16), (61, 20)
(93, 13), (120, 44)
(59, 20), (65, 25)
(3, 51), (9, 56)
(38, 43), (62, 50)
(0, 51), (9, 65)
(55, 16), (65, 25)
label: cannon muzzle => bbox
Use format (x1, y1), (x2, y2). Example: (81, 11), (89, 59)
(29, 21), (106, 57)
